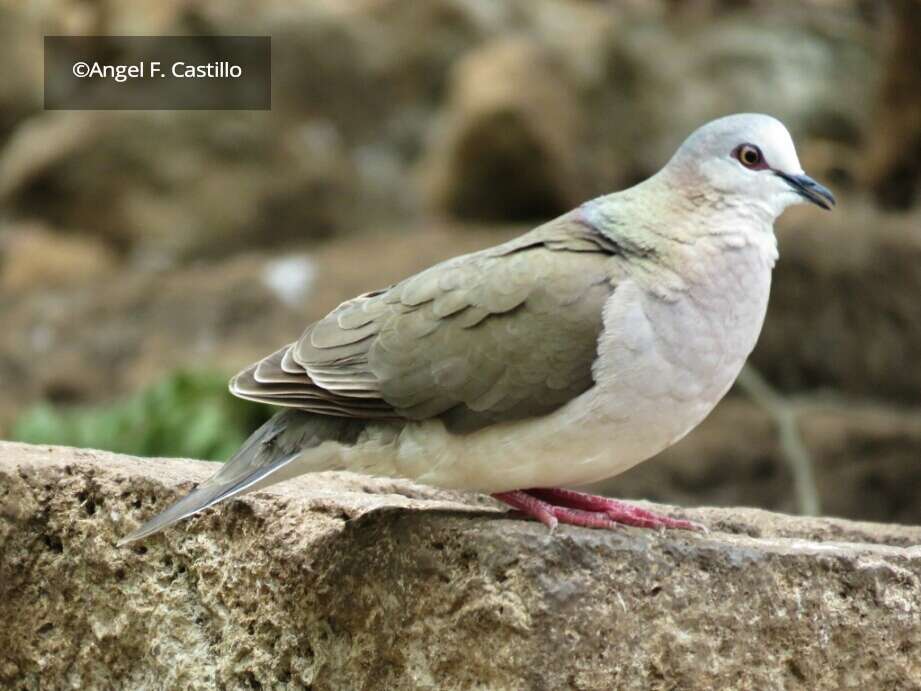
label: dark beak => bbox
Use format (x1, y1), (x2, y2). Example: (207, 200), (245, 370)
(774, 171), (836, 210)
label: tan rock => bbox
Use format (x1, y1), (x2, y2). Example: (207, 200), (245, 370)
(864, 0), (921, 209)
(2, 441), (920, 689)
(0, 222), (118, 293)
(420, 37), (585, 220)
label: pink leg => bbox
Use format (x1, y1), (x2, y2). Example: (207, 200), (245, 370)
(493, 491), (630, 531)
(493, 488), (704, 532)
(492, 490), (560, 530)
(530, 487), (703, 531)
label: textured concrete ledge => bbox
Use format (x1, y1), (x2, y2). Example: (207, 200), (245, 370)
(2, 441), (921, 690)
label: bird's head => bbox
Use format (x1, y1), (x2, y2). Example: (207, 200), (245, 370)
(666, 113), (835, 219)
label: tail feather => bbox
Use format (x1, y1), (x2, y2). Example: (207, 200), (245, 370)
(118, 410), (365, 545)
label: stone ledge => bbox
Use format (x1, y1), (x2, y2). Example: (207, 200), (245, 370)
(1, 441), (920, 690)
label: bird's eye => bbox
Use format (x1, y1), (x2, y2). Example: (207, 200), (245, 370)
(735, 144), (764, 169)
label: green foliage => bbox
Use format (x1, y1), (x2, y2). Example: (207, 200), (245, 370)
(11, 371), (273, 461)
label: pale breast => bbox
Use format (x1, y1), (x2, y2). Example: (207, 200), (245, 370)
(578, 235), (774, 472)
(391, 234), (776, 493)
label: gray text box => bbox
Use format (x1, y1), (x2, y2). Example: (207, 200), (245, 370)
(44, 36), (271, 110)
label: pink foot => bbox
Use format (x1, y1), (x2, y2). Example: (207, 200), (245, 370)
(492, 488), (704, 532)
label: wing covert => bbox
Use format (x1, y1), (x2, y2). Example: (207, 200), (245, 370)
(230, 214), (621, 430)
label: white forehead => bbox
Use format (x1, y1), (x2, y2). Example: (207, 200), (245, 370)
(675, 113), (802, 173)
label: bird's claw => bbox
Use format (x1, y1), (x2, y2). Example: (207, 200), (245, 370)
(494, 488), (708, 534)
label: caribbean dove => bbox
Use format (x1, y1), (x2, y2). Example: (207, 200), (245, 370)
(120, 113), (834, 544)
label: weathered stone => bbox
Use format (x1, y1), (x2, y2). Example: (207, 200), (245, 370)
(2, 441), (920, 690)
(0, 221), (118, 292)
(420, 36), (585, 221)
(864, 0), (921, 210)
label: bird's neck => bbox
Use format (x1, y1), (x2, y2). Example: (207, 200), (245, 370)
(582, 172), (779, 266)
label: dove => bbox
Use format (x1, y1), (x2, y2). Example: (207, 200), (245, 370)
(119, 113), (834, 544)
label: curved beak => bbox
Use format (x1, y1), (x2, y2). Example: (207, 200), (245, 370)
(774, 171), (836, 210)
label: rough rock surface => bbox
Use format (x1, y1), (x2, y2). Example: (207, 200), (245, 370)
(2, 441), (921, 690)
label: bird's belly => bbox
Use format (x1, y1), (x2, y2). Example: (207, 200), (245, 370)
(399, 380), (721, 493)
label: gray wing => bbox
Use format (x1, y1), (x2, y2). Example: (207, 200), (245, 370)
(231, 213), (621, 431)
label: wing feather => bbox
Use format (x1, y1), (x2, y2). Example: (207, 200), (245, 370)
(230, 213), (621, 429)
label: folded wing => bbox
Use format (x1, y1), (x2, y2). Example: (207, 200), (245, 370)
(231, 214), (621, 431)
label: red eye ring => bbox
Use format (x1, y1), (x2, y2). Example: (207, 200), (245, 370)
(734, 144), (766, 169)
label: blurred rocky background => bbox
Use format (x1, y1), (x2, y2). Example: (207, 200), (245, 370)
(1, 0), (919, 524)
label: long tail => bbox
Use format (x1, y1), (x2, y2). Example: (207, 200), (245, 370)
(118, 410), (367, 545)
